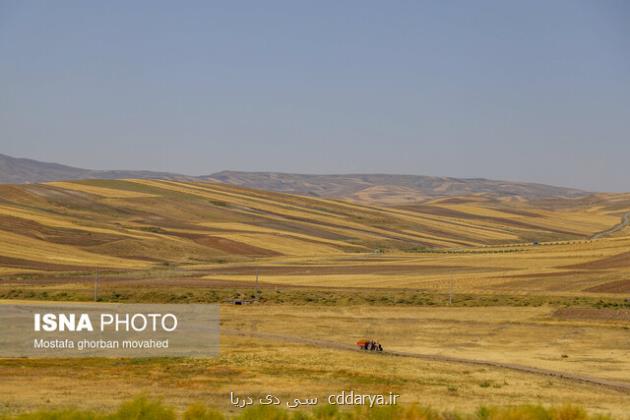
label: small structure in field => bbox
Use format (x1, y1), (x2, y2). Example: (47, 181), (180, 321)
(356, 339), (383, 352)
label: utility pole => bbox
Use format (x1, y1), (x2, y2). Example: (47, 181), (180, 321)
(94, 268), (98, 302)
(255, 266), (260, 296)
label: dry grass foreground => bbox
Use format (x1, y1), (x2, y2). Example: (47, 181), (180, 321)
(218, 305), (630, 386)
(0, 396), (615, 420)
(1, 305), (629, 418)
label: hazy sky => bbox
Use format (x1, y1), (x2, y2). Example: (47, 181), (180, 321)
(1, 1), (629, 191)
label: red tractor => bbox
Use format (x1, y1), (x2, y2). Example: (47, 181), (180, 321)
(356, 339), (383, 352)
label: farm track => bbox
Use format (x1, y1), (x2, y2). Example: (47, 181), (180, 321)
(591, 211), (630, 239)
(225, 329), (630, 394)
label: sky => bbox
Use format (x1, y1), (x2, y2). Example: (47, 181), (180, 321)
(1, 1), (629, 192)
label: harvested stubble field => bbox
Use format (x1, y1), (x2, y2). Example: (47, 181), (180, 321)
(0, 179), (628, 272)
(1, 179), (630, 417)
(1, 317), (630, 418)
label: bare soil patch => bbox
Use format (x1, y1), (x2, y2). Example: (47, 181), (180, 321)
(0, 215), (122, 246)
(0, 255), (86, 271)
(564, 251), (630, 270)
(585, 279), (630, 293)
(172, 232), (281, 256)
(553, 307), (630, 321)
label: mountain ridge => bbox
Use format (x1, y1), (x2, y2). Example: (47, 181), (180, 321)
(203, 170), (589, 203)
(0, 153), (590, 203)
(0, 153), (193, 184)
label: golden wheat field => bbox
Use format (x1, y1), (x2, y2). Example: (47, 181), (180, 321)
(0, 179), (627, 270)
(1, 179), (630, 417)
(0, 304), (629, 417)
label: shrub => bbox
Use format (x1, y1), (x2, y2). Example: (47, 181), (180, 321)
(310, 404), (340, 419)
(109, 396), (176, 420)
(1, 399), (612, 420)
(233, 405), (290, 420)
(14, 409), (99, 420)
(475, 404), (607, 420)
(550, 405), (590, 420)
(183, 403), (225, 420)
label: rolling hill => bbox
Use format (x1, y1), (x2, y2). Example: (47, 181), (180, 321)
(1, 154), (590, 205)
(0, 153), (191, 184)
(204, 171), (589, 204)
(0, 178), (626, 278)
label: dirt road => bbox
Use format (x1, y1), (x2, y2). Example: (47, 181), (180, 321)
(225, 329), (630, 394)
(591, 211), (630, 240)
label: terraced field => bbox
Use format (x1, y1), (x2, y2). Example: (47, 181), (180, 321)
(1, 179), (630, 418)
(1, 179), (629, 298)
(0, 179), (628, 278)
(198, 235), (630, 293)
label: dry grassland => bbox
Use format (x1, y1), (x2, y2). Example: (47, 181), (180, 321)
(1, 180), (630, 417)
(1, 331), (629, 418)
